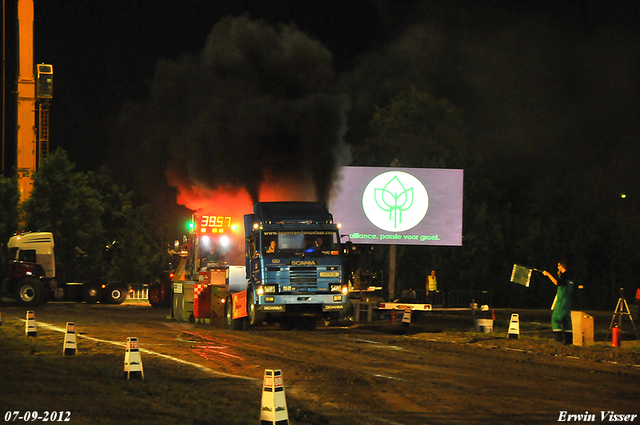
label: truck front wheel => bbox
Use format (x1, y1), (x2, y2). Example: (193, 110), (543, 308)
(14, 278), (45, 307)
(247, 290), (264, 328)
(225, 296), (243, 330)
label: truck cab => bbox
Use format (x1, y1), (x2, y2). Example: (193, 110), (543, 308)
(2, 232), (56, 306)
(2, 232), (129, 306)
(242, 202), (348, 329)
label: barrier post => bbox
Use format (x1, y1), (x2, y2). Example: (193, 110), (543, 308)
(260, 369), (289, 425)
(402, 307), (412, 326)
(63, 322), (77, 355)
(507, 313), (520, 339)
(124, 337), (144, 380)
(25, 310), (37, 337)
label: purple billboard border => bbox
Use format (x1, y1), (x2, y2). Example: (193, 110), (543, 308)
(329, 166), (463, 246)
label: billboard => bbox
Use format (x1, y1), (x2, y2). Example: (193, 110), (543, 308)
(329, 167), (463, 246)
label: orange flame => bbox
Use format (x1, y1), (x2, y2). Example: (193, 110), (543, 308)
(167, 169), (317, 223)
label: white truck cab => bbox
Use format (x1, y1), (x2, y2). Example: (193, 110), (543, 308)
(7, 232), (56, 279)
(3, 232), (129, 306)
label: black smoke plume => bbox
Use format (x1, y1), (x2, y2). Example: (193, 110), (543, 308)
(109, 14), (350, 206)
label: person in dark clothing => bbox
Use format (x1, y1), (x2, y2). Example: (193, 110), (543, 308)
(543, 260), (574, 345)
(205, 244), (224, 264)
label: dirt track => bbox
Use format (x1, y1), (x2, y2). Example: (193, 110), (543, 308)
(2, 302), (639, 425)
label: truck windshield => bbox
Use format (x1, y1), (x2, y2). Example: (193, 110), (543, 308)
(263, 231), (339, 257)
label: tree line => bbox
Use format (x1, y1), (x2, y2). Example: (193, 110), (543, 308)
(350, 87), (640, 310)
(2, 87), (639, 310)
(0, 149), (173, 286)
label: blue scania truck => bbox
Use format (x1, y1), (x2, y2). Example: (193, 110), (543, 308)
(224, 201), (348, 330)
(170, 201), (349, 329)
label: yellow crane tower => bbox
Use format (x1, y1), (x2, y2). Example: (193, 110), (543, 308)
(15, 0), (52, 202)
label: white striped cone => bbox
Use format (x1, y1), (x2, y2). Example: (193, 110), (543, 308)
(402, 307), (412, 326)
(25, 310), (37, 337)
(260, 369), (289, 425)
(124, 337), (144, 380)
(63, 322), (77, 356)
(508, 313), (520, 339)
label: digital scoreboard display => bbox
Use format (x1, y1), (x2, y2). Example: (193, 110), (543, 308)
(198, 215), (233, 234)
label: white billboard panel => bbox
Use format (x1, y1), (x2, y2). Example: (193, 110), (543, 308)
(329, 167), (463, 246)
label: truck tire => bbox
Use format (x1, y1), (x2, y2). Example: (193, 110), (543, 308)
(302, 317), (318, 331)
(281, 317), (296, 330)
(225, 295), (243, 330)
(247, 290), (264, 328)
(173, 291), (184, 322)
(103, 283), (128, 304)
(14, 277), (45, 307)
(83, 282), (103, 304)
(324, 312), (340, 327)
(148, 284), (163, 308)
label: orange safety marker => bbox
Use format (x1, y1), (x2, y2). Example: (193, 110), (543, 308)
(25, 310), (37, 337)
(124, 337), (144, 380)
(260, 369), (289, 425)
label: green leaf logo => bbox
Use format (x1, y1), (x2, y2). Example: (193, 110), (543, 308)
(374, 176), (414, 229)
(363, 171), (428, 232)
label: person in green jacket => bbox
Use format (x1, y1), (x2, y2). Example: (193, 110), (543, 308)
(543, 260), (574, 345)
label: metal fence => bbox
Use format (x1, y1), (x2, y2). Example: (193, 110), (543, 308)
(395, 289), (492, 308)
(446, 290), (492, 308)
(128, 284), (149, 300)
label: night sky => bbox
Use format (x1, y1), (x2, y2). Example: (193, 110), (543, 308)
(3, 1), (640, 207)
(8, 0), (401, 172)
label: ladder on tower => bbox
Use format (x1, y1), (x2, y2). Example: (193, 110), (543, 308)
(38, 103), (50, 167)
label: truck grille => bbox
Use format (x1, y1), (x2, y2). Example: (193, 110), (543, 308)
(290, 266), (317, 286)
(266, 266), (319, 290)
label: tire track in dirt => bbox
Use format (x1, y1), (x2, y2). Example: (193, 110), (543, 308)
(4, 304), (639, 425)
